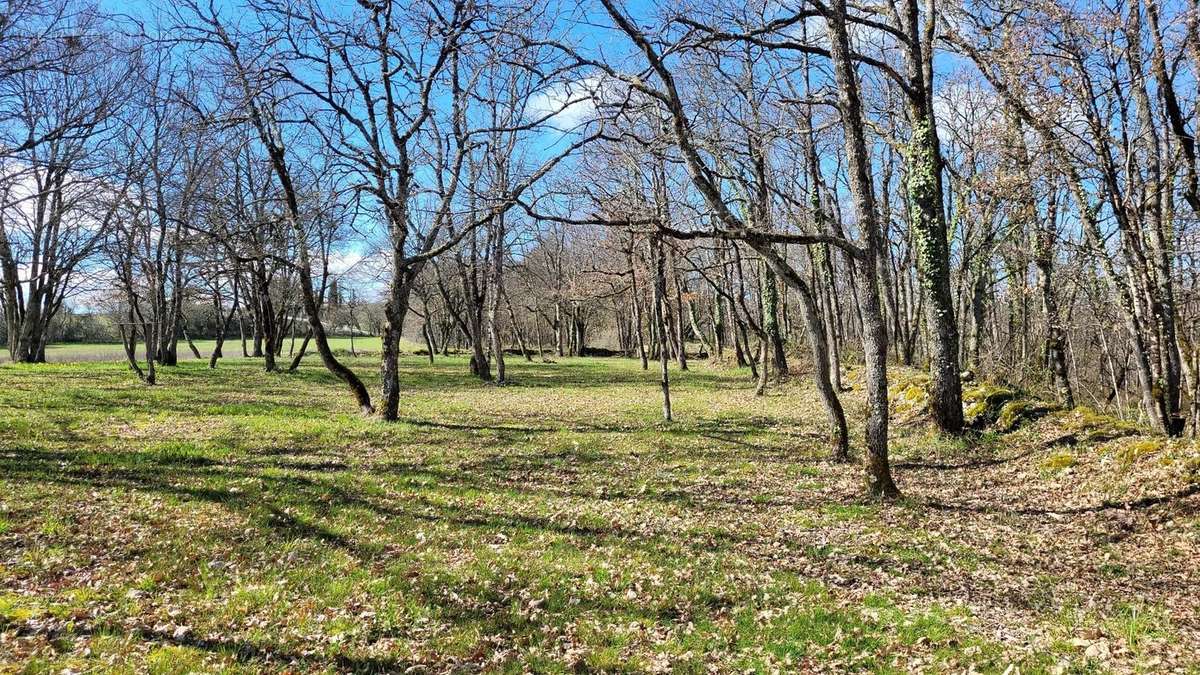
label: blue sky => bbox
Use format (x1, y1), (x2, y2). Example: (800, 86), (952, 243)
(87, 0), (1025, 294)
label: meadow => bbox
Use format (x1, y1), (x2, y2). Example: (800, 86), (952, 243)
(0, 338), (373, 364)
(1, 353), (1197, 673)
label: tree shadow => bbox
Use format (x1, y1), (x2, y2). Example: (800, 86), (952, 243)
(7, 620), (415, 673)
(401, 418), (561, 435)
(0, 447), (755, 563)
(921, 483), (1200, 517)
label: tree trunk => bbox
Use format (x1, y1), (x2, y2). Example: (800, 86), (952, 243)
(756, 246), (851, 461)
(826, 0), (899, 496)
(906, 117), (965, 434)
(380, 270), (416, 420)
(488, 216), (508, 385)
(422, 322), (436, 364)
(672, 266), (689, 370)
(652, 235), (672, 421)
(504, 293), (531, 362)
(1033, 190), (1074, 407)
(630, 245), (650, 370)
(288, 329), (312, 372)
(210, 294), (237, 369)
(183, 327), (203, 360)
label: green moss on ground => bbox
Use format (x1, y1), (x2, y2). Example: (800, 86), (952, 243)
(962, 384), (1020, 428)
(1052, 406), (1143, 443)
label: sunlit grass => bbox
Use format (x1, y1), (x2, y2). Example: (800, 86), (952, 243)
(0, 336), (421, 363)
(0, 354), (1185, 672)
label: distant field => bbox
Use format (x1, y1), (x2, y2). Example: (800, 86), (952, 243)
(0, 336), (423, 363)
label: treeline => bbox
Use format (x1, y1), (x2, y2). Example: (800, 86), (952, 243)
(1, 0), (1196, 497)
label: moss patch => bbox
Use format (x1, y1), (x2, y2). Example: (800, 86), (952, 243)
(1053, 406), (1142, 443)
(1041, 452), (1077, 472)
(962, 384), (1019, 429)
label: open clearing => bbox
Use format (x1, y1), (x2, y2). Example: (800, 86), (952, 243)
(1, 356), (1198, 673)
(0, 338), (376, 364)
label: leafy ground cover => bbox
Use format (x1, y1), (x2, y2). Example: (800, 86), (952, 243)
(1, 355), (1197, 673)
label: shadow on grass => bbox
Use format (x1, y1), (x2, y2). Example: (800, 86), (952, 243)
(3, 357), (759, 422)
(922, 483), (1200, 517)
(5, 620), (416, 673)
(0, 447), (758, 563)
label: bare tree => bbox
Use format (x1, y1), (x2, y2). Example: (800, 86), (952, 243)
(0, 11), (133, 362)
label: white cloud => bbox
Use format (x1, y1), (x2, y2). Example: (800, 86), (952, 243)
(326, 246), (389, 301)
(524, 76), (604, 131)
(327, 249), (365, 276)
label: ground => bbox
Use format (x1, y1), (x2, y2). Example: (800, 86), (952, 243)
(0, 354), (1197, 673)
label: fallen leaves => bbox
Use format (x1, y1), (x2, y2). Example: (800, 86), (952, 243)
(1, 358), (1198, 673)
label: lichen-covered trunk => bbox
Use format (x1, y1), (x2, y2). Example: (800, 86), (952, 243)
(968, 266), (987, 373)
(760, 264), (787, 378)
(813, 245), (843, 391)
(857, 258), (899, 496)
(906, 119), (964, 434)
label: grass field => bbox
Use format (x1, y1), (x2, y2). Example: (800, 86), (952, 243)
(0, 337), (387, 363)
(1, 355), (1198, 673)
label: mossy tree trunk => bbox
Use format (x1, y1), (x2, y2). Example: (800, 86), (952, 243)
(897, 0), (964, 435)
(905, 117), (965, 435)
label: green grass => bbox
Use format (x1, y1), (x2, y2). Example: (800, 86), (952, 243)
(0, 355), (1189, 672)
(0, 336), (411, 363)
